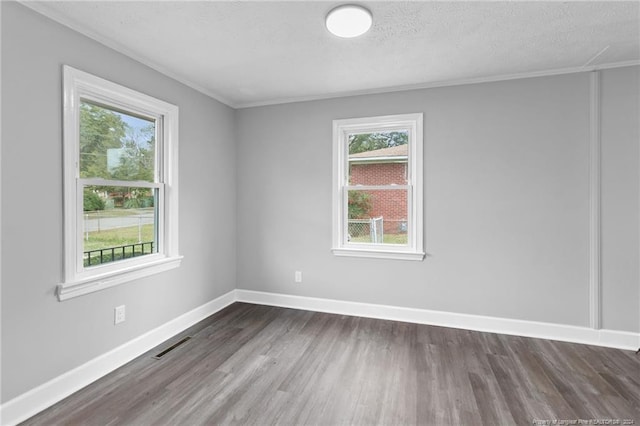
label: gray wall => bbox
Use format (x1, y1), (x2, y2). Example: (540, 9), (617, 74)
(601, 67), (640, 332)
(236, 69), (639, 333)
(2, 0), (639, 407)
(1, 2), (236, 402)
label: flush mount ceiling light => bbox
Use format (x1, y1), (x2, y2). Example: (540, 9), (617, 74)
(326, 5), (372, 38)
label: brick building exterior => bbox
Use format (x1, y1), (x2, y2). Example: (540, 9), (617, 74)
(349, 145), (408, 234)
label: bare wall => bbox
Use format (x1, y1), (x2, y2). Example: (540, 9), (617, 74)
(1, 2), (237, 402)
(2, 0), (638, 407)
(236, 68), (639, 334)
(601, 66), (640, 332)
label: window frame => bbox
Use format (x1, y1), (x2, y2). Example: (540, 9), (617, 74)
(332, 113), (425, 261)
(59, 65), (182, 301)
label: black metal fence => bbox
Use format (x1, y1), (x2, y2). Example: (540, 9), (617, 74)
(84, 242), (155, 267)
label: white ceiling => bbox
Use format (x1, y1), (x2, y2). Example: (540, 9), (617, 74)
(25, 1), (640, 108)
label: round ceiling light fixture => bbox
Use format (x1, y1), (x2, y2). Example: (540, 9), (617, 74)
(325, 4), (372, 38)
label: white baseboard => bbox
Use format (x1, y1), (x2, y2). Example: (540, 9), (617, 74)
(235, 289), (640, 351)
(3, 288), (638, 426)
(0, 289), (236, 426)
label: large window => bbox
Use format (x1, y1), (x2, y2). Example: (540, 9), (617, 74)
(332, 113), (424, 260)
(59, 66), (181, 300)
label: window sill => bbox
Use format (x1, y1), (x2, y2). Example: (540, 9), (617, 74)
(57, 255), (183, 301)
(332, 247), (425, 261)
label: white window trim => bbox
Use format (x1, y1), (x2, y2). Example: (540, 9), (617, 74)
(58, 66), (182, 301)
(332, 113), (425, 261)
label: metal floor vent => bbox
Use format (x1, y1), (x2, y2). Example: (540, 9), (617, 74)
(153, 336), (192, 359)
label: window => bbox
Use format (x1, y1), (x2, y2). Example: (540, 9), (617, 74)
(332, 113), (424, 260)
(59, 66), (181, 300)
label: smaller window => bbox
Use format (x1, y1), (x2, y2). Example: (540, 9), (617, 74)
(332, 113), (424, 260)
(59, 66), (182, 300)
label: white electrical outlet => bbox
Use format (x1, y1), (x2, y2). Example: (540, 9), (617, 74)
(294, 271), (303, 283)
(114, 305), (126, 324)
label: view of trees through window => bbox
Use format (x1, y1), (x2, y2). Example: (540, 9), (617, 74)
(348, 131), (408, 154)
(347, 131), (409, 245)
(80, 101), (158, 266)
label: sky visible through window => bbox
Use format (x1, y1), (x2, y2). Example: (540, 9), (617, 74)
(118, 112), (154, 148)
(79, 101), (158, 266)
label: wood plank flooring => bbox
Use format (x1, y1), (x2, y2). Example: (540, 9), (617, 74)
(23, 303), (640, 425)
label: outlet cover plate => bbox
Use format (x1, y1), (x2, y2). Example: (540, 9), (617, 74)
(114, 305), (126, 324)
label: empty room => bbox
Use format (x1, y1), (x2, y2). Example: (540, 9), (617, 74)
(1, 1), (639, 425)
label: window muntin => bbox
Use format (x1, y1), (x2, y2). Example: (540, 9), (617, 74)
(333, 114), (424, 260)
(347, 130), (410, 247)
(78, 100), (161, 268)
(60, 66), (181, 300)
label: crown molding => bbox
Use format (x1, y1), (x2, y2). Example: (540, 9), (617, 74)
(17, 1), (640, 110)
(17, 1), (235, 108)
(236, 60), (640, 108)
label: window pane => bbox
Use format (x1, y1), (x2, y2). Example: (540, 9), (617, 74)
(347, 188), (408, 245)
(348, 131), (408, 185)
(82, 186), (158, 267)
(79, 101), (155, 182)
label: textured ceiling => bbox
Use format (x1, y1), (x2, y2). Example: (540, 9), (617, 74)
(24, 1), (640, 108)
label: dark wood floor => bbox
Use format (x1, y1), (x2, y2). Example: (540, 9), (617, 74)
(24, 303), (640, 425)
